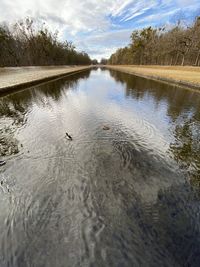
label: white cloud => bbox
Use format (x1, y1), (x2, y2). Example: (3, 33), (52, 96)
(75, 29), (132, 60)
(0, 0), (126, 32)
(0, 0), (199, 59)
(120, 0), (156, 22)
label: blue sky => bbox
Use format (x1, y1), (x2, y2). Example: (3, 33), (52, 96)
(0, 0), (200, 60)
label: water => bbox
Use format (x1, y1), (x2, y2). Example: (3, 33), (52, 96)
(0, 68), (200, 267)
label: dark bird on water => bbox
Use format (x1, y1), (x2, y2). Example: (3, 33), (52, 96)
(66, 132), (73, 140)
(102, 125), (110, 131)
(0, 160), (6, 167)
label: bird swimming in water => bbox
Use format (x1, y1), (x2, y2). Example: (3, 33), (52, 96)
(0, 160), (6, 167)
(66, 132), (73, 140)
(102, 125), (110, 131)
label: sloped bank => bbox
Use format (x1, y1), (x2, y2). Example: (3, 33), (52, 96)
(106, 65), (200, 91)
(0, 66), (91, 94)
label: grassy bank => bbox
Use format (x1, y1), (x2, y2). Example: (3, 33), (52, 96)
(107, 65), (200, 91)
(0, 66), (91, 94)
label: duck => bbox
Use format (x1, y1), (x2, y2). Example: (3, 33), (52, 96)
(0, 160), (6, 167)
(66, 132), (73, 140)
(102, 125), (110, 131)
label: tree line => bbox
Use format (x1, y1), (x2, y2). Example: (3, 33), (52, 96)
(108, 17), (200, 66)
(0, 18), (91, 67)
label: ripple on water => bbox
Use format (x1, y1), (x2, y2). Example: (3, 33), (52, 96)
(0, 68), (200, 267)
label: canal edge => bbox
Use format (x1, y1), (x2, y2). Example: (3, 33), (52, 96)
(0, 66), (92, 95)
(106, 66), (200, 93)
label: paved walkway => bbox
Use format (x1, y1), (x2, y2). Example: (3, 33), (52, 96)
(0, 66), (90, 93)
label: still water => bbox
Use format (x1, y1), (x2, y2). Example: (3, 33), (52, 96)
(0, 68), (200, 267)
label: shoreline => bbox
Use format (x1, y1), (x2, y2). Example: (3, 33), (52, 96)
(0, 66), (91, 94)
(106, 65), (200, 91)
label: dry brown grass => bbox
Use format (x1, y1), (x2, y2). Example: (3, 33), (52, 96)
(108, 65), (200, 88)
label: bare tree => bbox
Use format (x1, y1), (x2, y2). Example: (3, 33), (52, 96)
(108, 16), (200, 67)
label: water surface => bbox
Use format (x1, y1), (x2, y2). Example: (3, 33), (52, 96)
(0, 68), (200, 267)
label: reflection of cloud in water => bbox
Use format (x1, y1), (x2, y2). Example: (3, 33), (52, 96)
(0, 68), (199, 267)
(53, 72), (183, 204)
(67, 75), (170, 156)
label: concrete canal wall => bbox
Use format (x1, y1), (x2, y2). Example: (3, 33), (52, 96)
(0, 66), (91, 94)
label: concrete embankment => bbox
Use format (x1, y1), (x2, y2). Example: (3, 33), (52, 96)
(107, 65), (200, 91)
(0, 66), (91, 94)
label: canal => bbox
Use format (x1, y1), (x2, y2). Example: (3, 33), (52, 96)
(0, 68), (200, 266)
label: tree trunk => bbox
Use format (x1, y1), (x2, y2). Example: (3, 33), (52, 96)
(170, 57), (173, 66)
(181, 54), (185, 66)
(195, 50), (200, 66)
(175, 52), (179, 65)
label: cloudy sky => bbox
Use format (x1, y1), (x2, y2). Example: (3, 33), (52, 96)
(0, 0), (200, 60)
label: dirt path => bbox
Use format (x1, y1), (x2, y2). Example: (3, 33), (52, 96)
(107, 65), (200, 91)
(0, 66), (91, 93)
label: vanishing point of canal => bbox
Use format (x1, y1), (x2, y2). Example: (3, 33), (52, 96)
(0, 68), (200, 267)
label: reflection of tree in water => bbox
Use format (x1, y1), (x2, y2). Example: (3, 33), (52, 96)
(169, 112), (200, 186)
(109, 70), (200, 118)
(110, 70), (200, 187)
(85, 145), (200, 266)
(0, 70), (91, 157)
(0, 99), (27, 156)
(130, 182), (200, 266)
(35, 69), (91, 101)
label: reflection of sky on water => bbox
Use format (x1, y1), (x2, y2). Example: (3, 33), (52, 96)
(67, 70), (174, 155)
(0, 68), (200, 267)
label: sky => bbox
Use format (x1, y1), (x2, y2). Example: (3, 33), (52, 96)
(0, 0), (200, 60)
